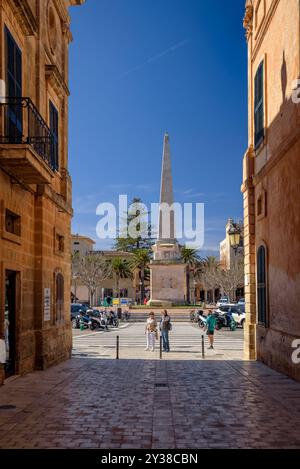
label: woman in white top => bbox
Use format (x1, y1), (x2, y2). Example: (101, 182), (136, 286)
(145, 312), (158, 352)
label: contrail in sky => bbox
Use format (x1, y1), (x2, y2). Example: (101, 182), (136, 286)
(122, 38), (191, 77)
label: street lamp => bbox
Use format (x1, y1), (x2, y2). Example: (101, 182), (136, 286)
(193, 279), (197, 305)
(229, 225), (241, 254)
(72, 274), (78, 302)
(139, 280), (143, 305)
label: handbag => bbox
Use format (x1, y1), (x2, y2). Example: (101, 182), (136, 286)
(167, 322), (172, 331)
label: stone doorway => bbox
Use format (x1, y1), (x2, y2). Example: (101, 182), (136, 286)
(4, 270), (18, 379)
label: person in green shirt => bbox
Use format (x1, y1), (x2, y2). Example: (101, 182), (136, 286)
(206, 310), (216, 350)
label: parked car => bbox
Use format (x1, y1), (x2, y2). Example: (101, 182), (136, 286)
(215, 304), (236, 315)
(237, 298), (245, 305)
(216, 297), (230, 307)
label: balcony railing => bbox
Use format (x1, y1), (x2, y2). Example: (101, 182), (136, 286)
(0, 97), (57, 171)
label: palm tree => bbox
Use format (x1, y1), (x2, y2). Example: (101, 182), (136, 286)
(110, 257), (132, 300)
(180, 247), (201, 304)
(129, 249), (150, 304)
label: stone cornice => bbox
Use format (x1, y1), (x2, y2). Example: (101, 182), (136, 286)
(62, 20), (73, 44)
(7, 0), (38, 36)
(241, 146), (255, 194)
(253, 127), (300, 186)
(38, 184), (73, 216)
(70, 0), (86, 5)
(45, 64), (70, 97)
(243, 0), (253, 42)
(52, 0), (86, 23)
(53, 0), (69, 23)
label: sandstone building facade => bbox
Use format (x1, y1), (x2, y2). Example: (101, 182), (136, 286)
(242, 0), (300, 380)
(71, 234), (137, 305)
(0, 0), (84, 385)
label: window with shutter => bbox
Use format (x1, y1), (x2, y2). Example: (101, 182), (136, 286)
(55, 273), (64, 323)
(49, 101), (59, 170)
(257, 245), (267, 326)
(5, 27), (22, 142)
(254, 61), (264, 148)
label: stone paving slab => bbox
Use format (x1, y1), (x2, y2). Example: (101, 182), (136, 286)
(0, 358), (300, 449)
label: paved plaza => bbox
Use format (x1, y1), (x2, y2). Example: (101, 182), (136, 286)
(0, 323), (300, 449)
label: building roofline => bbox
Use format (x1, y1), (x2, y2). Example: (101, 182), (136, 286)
(93, 250), (133, 257)
(71, 234), (95, 244)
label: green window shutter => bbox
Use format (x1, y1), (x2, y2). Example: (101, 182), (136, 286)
(254, 62), (264, 147)
(257, 245), (267, 326)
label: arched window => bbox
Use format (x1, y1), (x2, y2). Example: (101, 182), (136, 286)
(257, 246), (267, 326)
(55, 273), (64, 323)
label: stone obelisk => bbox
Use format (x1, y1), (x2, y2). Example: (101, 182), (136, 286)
(158, 132), (175, 242)
(148, 133), (187, 307)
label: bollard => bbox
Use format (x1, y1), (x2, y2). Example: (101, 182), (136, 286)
(202, 335), (205, 359)
(116, 335), (119, 360)
(159, 335), (162, 359)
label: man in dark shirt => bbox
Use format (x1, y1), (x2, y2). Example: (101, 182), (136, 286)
(160, 310), (171, 352)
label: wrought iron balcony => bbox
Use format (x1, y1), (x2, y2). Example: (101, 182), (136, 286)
(0, 97), (56, 184)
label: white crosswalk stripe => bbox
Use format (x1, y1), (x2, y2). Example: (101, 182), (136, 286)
(72, 322), (244, 358)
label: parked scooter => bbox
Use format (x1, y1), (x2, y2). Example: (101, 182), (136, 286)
(190, 310), (196, 322)
(215, 310), (237, 331)
(78, 312), (90, 330)
(122, 311), (130, 322)
(190, 310), (199, 323)
(198, 312), (207, 329)
(88, 312), (104, 331)
(190, 310), (203, 323)
(109, 311), (119, 328)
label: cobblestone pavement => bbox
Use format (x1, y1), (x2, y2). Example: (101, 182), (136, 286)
(73, 323), (244, 361)
(0, 324), (300, 449)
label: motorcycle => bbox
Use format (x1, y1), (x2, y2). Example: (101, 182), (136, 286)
(190, 310), (196, 322)
(191, 310), (204, 323)
(109, 312), (119, 328)
(198, 313), (207, 329)
(88, 316), (105, 331)
(215, 311), (237, 331)
(78, 313), (90, 330)
(122, 311), (130, 322)
(86, 309), (106, 331)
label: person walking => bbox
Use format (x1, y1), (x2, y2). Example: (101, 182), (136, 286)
(145, 312), (158, 352)
(160, 310), (171, 352)
(206, 309), (216, 350)
(101, 309), (109, 330)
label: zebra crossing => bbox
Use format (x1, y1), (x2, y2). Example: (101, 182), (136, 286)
(72, 322), (244, 360)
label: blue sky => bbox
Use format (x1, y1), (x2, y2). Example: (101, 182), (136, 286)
(69, 0), (247, 255)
